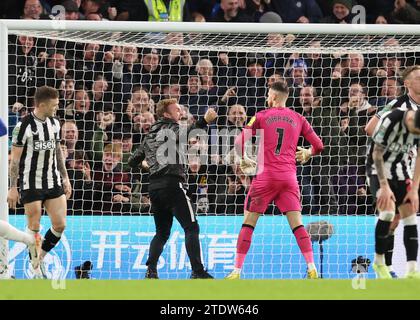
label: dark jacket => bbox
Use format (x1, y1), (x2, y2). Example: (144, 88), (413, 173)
(128, 117), (208, 189)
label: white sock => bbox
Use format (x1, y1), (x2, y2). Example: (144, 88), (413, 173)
(307, 263), (316, 271)
(407, 261), (417, 273)
(388, 265), (394, 272)
(0, 221), (34, 245)
(375, 254), (385, 265)
(233, 267), (241, 273)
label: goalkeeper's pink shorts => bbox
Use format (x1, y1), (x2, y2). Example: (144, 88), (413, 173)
(244, 178), (301, 213)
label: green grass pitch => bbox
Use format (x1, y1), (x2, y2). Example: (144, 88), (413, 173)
(0, 279), (419, 300)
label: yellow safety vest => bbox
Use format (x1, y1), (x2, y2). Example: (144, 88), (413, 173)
(145, 0), (184, 22)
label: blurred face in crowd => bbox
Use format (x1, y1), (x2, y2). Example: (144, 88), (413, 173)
(164, 103), (182, 122)
(86, 13), (102, 20)
(266, 34), (285, 48)
(122, 137), (133, 153)
(349, 83), (365, 99)
(228, 104), (247, 127)
(92, 77), (108, 99)
(188, 76), (201, 94)
(65, 10), (79, 20)
(122, 46), (138, 64)
(381, 78), (400, 98)
(196, 60), (214, 77)
(188, 155), (201, 174)
(291, 67), (306, 86)
(82, 0), (100, 15)
(62, 121), (79, 148)
(247, 62), (264, 78)
(134, 111), (155, 133)
(74, 89), (91, 113)
(166, 32), (184, 45)
(18, 36), (34, 55)
(142, 51), (160, 72)
(299, 86), (315, 112)
(48, 53), (66, 70)
(103, 151), (121, 172)
(333, 3), (349, 20)
(112, 46), (123, 61)
(348, 53), (364, 73)
(24, 0), (42, 19)
(163, 84), (181, 100)
(131, 89), (150, 114)
(405, 69), (420, 97)
(375, 15), (388, 24)
(267, 73), (283, 88)
(179, 105), (189, 126)
(307, 41), (321, 60)
(84, 43), (100, 61)
(221, 0), (239, 18)
(383, 58), (401, 74)
(64, 79), (75, 99)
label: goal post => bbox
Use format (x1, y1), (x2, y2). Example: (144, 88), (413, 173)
(1, 19), (420, 279)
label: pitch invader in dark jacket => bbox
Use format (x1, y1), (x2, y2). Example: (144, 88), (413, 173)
(129, 99), (217, 279)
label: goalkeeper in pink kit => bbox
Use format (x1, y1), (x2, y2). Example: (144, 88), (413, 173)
(226, 81), (324, 279)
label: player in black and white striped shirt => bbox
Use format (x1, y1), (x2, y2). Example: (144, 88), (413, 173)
(7, 86), (71, 279)
(371, 104), (420, 279)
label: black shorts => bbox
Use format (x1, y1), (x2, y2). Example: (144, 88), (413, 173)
(149, 183), (197, 230)
(367, 174), (411, 209)
(20, 187), (65, 205)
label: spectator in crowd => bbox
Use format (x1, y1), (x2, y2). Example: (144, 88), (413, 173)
(110, 131), (134, 172)
(61, 120), (81, 165)
(21, 0), (45, 19)
(162, 81), (182, 101)
(241, 0), (275, 22)
(320, 0), (354, 23)
(234, 55), (267, 117)
(57, 75), (75, 119)
(123, 87), (153, 125)
(211, 0), (253, 22)
(66, 150), (93, 212)
(179, 73), (201, 111)
(92, 143), (132, 214)
(138, 48), (161, 99)
(8, 35), (38, 119)
(116, 0), (191, 21)
(62, 0), (81, 20)
(73, 42), (102, 91)
(90, 74), (111, 111)
(270, 0), (323, 23)
(132, 111), (156, 147)
(92, 103), (116, 163)
(285, 58), (310, 108)
(373, 53), (404, 80)
(370, 77), (402, 108)
(37, 51), (69, 89)
(298, 86), (341, 215)
(187, 155), (216, 214)
(111, 45), (141, 103)
(391, 0), (420, 24)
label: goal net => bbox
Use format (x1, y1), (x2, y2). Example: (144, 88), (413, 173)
(1, 21), (420, 279)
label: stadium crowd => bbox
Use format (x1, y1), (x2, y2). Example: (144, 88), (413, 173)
(4, 0), (420, 215)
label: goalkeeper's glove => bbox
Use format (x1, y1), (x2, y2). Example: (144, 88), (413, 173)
(240, 158), (257, 176)
(296, 147), (312, 164)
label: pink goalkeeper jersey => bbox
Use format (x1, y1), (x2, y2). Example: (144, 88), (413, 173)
(235, 106), (324, 180)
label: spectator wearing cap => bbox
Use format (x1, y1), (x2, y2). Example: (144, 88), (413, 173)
(270, 0), (323, 23)
(116, 0), (191, 22)
(211, 0), (253, 22)
(138, 48), (162, 99)
(320, 0), (354, 23)
(62, 0), (81, 20)
(285, 58), (309, 108)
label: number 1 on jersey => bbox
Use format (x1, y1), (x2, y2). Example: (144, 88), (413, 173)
(275, 127), (284, 155)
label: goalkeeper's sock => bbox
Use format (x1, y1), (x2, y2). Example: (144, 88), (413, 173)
(235, 224), (254, 269)
(293, 225), (314, 265)
(0, 221), (34, 245)
(385, 232), (395, 267)
(41, 227), (62, 255)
